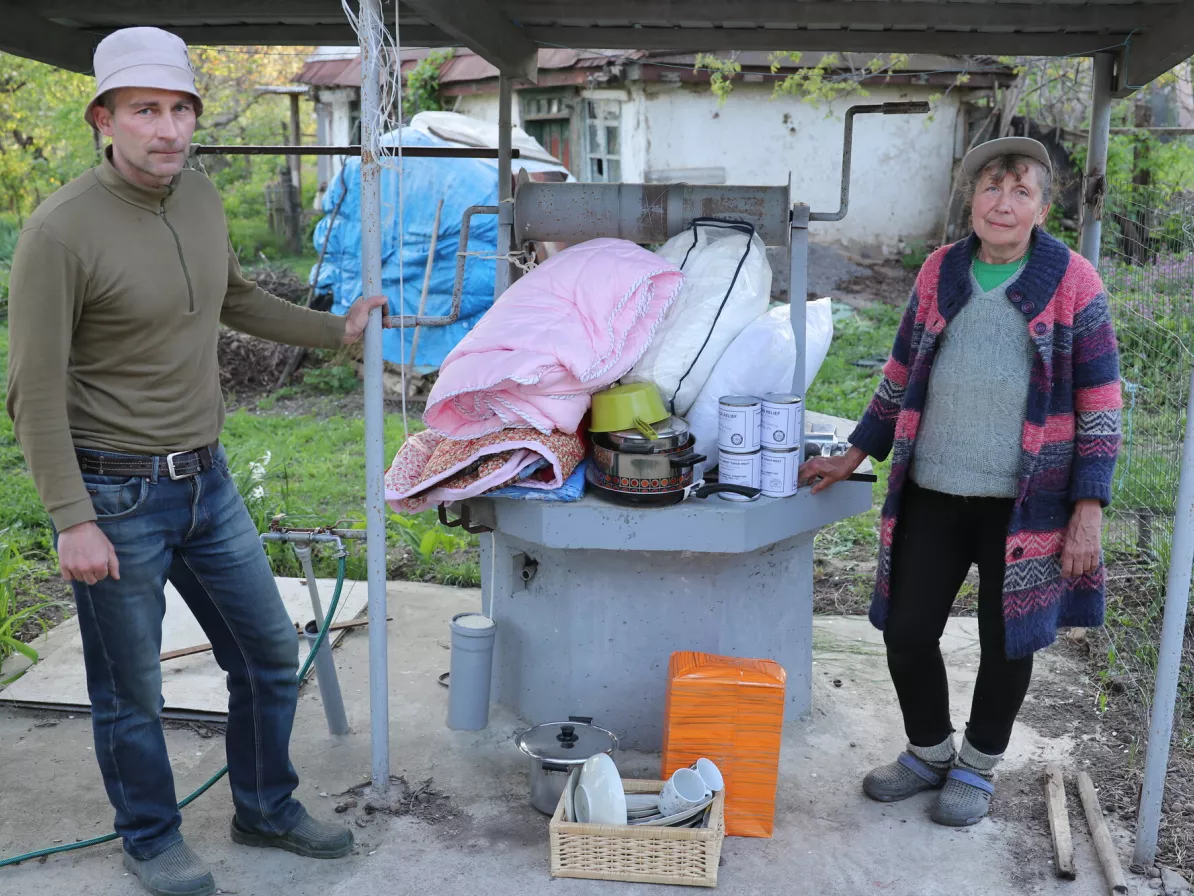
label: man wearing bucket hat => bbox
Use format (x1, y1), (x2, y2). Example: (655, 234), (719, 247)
(801, 135), (1121, 826)
(6, 27), (392, 896)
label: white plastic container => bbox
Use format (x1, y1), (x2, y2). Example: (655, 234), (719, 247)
(718, 395), (761, 453)
(760, 448), (801, 498)
(718, 449), (761, 501)
(760, 393), (804, 451)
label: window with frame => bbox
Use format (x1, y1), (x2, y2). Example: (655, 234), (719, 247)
(585, 99), (622, 183)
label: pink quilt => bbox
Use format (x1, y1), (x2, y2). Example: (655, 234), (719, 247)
(423, 238), (684, 440)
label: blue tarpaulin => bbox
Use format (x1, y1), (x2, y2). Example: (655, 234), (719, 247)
(312, 126), (565, 371)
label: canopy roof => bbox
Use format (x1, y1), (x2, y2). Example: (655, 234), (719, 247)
(2, 1), (1189, 95)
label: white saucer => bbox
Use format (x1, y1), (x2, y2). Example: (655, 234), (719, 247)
(628, 797), (713, 827)
(564, 767), (580, 822)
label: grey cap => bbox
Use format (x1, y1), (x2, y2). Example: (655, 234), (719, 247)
(962, 136), (1052, 179)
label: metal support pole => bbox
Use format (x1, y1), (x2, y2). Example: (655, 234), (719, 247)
(495, 75), (514, 298)
(359, 0), (390, 796)
(293, 545), (350, 736)
(1080, 52), (1115, 267)
(1133, 365), (1194, 867)
(789, 203), (810, 398)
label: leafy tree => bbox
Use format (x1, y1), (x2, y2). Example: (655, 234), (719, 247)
(403, 49), (454, 119)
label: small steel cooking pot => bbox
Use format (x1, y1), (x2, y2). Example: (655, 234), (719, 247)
(514, 716), (619, 815)
(597, 416), (690, 454)
(591, 438), (706, 490)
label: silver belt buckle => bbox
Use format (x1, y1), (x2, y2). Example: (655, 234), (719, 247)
(165, 451), (190, 480)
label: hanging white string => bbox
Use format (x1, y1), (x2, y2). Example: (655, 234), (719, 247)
(341, 0), (411, 437)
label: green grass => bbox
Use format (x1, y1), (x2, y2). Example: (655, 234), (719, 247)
(804, 301), (899, 563)
(252, 252), (321, 283)
(0, 322), (479, 588)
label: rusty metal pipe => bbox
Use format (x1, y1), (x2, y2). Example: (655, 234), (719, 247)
(810, 101), (930, 223)
(384, 204), (497, 329)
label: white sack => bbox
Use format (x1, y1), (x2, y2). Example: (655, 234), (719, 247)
(625, 221), (772, 415)
(686, 298), (834, 470)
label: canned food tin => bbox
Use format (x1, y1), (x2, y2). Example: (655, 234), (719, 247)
(760, 393), (804, 451)
(717, 449), (761, 501)
(718, 395), (762, 453)
(760, 447), (801, 498)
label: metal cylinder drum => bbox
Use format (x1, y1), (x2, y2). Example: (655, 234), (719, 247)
(513, 181), (791, 247)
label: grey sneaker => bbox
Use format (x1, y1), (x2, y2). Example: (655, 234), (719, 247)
(931, 768), (994, 826)
(863, 751), (949, 802)
(230, 810), (354, 859)
(122, 840), (215, 896)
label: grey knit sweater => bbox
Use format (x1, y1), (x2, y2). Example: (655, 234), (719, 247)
(910, 270), (1034, 498)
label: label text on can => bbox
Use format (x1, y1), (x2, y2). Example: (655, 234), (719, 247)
(718, 397), (761, 452)
(760, 448), (800, 498)
(760, 394), (804, 450)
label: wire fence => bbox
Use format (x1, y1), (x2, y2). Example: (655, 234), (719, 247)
(1102, 181), (1194, 586)
(1089, 180), (1194, 869)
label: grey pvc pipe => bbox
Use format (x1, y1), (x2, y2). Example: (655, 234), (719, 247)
(446, 613), (497, 730)
(359, 0), (391, 796)
(304, 621), (350, 736)
(293, 545), (349, 736)
(1133, 363), (1194, 866)
(1080, 52), (1114, 267)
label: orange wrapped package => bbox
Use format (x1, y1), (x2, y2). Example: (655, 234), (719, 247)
(660, 652), (786, 838)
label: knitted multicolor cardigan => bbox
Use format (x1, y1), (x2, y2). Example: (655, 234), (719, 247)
(848, 227), (1122, 659)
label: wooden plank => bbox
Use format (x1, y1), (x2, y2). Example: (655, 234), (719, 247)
(1119, 1), (1194, 93)
(403, 0), (539, 80)
(160, 616), (380, 663)
(161, 24), (451, 47)
(0, 1), (98, 73)
(1045, 764), (1076, 880)
(1077, 771), (1129, 895)
(509, 0), (1145, 32)
(523, 25), (1119, 57)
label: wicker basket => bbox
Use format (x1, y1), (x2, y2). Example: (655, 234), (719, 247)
(548, 778), (725, 887)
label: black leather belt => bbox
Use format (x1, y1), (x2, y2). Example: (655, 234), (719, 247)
(76, 442), (219, 481)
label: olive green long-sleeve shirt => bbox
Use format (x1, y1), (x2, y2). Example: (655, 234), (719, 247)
(5, 150), (347, 531)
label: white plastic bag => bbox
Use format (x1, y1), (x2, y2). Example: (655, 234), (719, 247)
(686, 299), (834, 470)
(625, 220), (772, 416)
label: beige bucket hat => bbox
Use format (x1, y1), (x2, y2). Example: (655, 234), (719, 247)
(962, 136), (1052, 179)
(85, 27), (204, 128)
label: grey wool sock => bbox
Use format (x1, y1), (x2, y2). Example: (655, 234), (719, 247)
(908, 736), (956, 770)
(957, 737), (1003, 780)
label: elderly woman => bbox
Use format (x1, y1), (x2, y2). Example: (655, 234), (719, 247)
(799, 136), (1122, 826)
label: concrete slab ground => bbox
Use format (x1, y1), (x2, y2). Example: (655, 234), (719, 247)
(0, 581), (1161, 896)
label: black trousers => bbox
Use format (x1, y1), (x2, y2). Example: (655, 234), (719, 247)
(884, 481), (1034, 756)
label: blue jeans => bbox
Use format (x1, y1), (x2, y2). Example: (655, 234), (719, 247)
(64, 445), (305, 860)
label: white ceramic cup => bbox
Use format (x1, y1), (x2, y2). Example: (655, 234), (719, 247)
(658, 767), (710, 817)
(691, 757), (725, 793)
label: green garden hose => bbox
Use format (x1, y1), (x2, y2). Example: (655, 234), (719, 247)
(0, 554), (349, 869)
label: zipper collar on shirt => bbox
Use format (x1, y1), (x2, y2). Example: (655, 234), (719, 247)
(93, 145), (180, 214)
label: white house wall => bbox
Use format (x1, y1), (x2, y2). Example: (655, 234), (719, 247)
(453, 93), (524, 127)
(435, 81), (963, 248)
(316, 88), (357, 190)
(635, 81), (961, 248)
